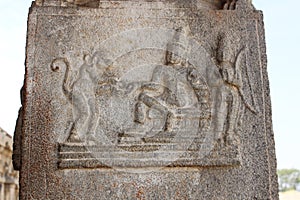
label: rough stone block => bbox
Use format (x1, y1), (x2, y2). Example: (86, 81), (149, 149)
(14, 0), (278, 199)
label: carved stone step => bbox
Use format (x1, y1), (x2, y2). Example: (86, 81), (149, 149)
(58, 157), (192, 169)
(58, 142), (201, 154)
(58, 137), (204, 152)
(58, 150), (191, 160)
(58, 156), (241, 169)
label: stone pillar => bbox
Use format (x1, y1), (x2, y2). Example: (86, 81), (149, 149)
(14, 0), (279, 199)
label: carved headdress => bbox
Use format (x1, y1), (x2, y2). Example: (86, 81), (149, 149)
(166, 26), (191, 62)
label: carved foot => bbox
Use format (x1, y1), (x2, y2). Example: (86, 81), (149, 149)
(215, 131), (226, 148)
(225, 131), (237, 146)
(85, 133), (97, 145)
(118, 125), (146, 144)
(163, 112), (177, 132)
(67, 132), (82, 143)
(216, 137), (226, 148)
(124, 125), (146, 137)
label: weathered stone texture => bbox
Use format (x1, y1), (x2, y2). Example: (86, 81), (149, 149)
(14, 0), (278, 199)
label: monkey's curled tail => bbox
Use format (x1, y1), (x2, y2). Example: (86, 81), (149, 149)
(51, 58), (73, 101)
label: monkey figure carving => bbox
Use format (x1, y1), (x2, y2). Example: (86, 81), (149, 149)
(51, 53), (107, 143)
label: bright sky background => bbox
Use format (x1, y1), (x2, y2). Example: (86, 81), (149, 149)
(0, 0), (299, 170)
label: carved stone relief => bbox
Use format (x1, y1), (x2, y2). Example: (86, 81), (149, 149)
(51, 53), (110, 144)
(51, 26), (257, 169)
(15, 1), (278, 198)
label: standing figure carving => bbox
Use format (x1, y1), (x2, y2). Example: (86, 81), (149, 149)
(213, 32), (257, 146)
(51, 53), (107, 143)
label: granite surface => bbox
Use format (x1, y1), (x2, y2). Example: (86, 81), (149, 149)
(13, 0), (278, 199)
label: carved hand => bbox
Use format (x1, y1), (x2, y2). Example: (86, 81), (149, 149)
(219, 61), (236, 84)
(187, 68), (199, 82)
(96, 84), (111, 95)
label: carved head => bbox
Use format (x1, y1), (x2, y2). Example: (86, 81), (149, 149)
(166, 51), (187, 67)
(83, 51), (112, 69)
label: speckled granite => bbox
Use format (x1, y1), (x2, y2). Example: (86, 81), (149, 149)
(13, 0), (278, 199)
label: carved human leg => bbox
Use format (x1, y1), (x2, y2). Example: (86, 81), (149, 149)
(225, 88), (242, 145)
(86, 96), (99, 142)
(139, 93), (168, 118)
(134, 92), (170, 132)
(67, 93), (90, 142)
(134, 101), (146, 124)
(211, 86), (228, 146)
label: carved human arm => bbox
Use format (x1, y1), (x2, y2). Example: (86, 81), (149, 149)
(141, 82), (163, 91)
(141, 65), (166, 94)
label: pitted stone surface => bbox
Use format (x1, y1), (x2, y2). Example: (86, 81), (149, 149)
(14, 1), (278, 199)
